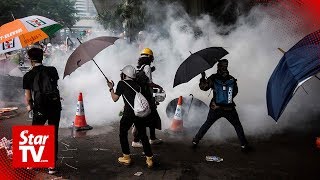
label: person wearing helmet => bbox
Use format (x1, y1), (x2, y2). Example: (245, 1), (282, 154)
(131, 48), (163, 148)
(107, 65), (154, 168)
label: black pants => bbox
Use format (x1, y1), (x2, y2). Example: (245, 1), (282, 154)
(133, 106), (160, 142)
(134, 127), (156, 142)
(194, 108), (248, 146)
(32, 110), (61, 167)
(120, 113), (153, 157)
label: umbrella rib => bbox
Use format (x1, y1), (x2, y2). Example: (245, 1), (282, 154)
(76, 38), (109, 82)
(301, 86), (308, 95)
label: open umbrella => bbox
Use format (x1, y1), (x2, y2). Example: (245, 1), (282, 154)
(267, 29), (320, 121)
(173, 47), (228, 87)
(63, 36), (119, 81)
(0, 15), (62, 54)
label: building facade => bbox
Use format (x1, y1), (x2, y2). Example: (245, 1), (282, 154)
(75, 0), (97, 18)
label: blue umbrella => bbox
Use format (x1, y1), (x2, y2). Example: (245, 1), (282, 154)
(267, 30), (320, 121)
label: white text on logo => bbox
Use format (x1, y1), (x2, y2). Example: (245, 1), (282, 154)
(19, 130), (49, 162)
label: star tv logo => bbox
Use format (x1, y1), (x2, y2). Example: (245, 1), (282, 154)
(12, 126), (55, 168)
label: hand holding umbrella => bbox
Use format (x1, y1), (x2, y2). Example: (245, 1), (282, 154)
(107, 80), (115, 91)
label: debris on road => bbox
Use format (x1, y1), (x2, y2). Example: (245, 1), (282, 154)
(60, 141), (77, 151)
(92, 148), (110, 151)
(205, 155), (223, 162)
(58, 156), (74, 163)
(65, 163), (78, 170)
(62, 147), (77, 151)
(51, 176), (63, 180)
(0, 107), (18, 120)
(0, 137), (13, 158)
(134, 172), (143, 176)
(60, 142), (70, 147)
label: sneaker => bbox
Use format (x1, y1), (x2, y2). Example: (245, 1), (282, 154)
(146, 156), (153, 168)
(132, 141), (143, 148)
(149, 138), (163, 145)
(48, 167), (57, 175)
(118, 154), (132, 166)
(192, 138), (199, 148)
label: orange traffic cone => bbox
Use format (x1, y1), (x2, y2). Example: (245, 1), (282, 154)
(170, 96), (183, 132)
(73, 92), (93, 131)
(316, 137), (320, 149)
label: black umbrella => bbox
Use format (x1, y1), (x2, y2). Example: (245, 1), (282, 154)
(173, 47), (228, 87)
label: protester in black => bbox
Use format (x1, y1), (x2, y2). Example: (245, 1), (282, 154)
(132, 48), (163, 148)
(107, 65), (153, 168)
(192, 59), (251, 152)
(23, 47), (61, 174)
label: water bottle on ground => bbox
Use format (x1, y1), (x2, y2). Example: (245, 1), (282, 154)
(206, 155), (223, 162)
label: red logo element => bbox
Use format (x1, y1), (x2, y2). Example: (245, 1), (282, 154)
(12, 126), (55, 168)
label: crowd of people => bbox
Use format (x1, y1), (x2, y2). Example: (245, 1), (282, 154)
(23, 46), (252, 174)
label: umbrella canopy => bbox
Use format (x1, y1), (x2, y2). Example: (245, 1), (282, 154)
(173, 47), (228, 87)
(267, 29), (320, 121)
(63, 36), (119, 78)
(0, 15), (62, 54)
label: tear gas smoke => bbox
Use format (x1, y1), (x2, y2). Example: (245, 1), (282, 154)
(45, 1), (320, 142)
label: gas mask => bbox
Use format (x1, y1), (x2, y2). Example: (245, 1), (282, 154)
(217, 63), (229, 77)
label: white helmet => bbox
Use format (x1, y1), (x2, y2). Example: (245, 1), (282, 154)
(121, 65), (136, 78)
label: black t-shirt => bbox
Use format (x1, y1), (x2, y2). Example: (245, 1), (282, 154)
(23, 65), (60, 111)
(23, 65), (59, 90)
(115, 79), (141, 115)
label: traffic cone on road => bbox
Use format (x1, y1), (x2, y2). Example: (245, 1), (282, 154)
(170, 96), (183, 132)
(73, 92), (93, 131)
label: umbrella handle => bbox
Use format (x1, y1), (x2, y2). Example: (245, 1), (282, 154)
(92, 59), (109, 82)
(77, 38), (110, 82)
(187, 94), (194, 114)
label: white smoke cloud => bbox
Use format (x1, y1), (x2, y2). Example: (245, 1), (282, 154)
(46, 2), (320, 142)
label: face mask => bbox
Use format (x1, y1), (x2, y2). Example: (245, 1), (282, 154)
(217, 66), (229, 77)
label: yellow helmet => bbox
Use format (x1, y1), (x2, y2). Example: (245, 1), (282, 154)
(140, 48), (153, 57)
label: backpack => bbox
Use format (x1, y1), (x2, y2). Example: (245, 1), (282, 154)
(136, 65), (149, 86)
(135, 65), (152, 99)
(122, 80), (151, 118)
(213, 79), (235, 105)
(33, 66), (61, 113)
